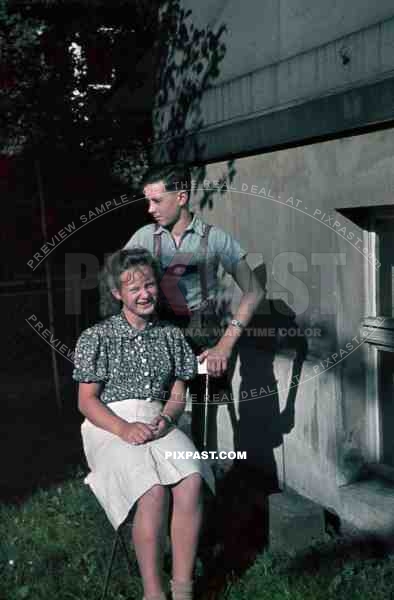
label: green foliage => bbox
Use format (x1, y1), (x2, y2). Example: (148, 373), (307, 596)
(0, 0), (159, 190)
(155, 0), (227, 161)
(1, 478), (394, 600)
(0, 0), (232, 196)
(0, 476), (142, 600)
(226, 546), (394, 600)
(0, 0), (50, 154)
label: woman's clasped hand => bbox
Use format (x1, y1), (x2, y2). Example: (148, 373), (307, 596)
(117, 416), (172, 445)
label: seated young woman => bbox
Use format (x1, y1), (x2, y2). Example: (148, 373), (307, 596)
(73, 248), (215, 600)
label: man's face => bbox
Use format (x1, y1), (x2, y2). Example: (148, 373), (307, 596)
(144, 180), (187, 228)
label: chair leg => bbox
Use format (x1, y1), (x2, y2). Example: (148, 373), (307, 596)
(118, 525), (135, 578)
(101, 529), (120, 600)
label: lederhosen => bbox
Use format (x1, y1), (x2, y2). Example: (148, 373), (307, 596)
(153, 223), (231, 451)
(153, 222), (222, 353)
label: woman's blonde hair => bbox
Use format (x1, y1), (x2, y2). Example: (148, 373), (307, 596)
(99, 247), (161, 318)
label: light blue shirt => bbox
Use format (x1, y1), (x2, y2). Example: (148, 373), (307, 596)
(124, 214), (247, 310)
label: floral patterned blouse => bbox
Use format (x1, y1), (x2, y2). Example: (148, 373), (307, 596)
(73, 313), (197, 404)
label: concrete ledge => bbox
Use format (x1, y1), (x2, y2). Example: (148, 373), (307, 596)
(269, 489), (326, 552)
(338, 477), (394, 538)
(155, 76), (394, 164)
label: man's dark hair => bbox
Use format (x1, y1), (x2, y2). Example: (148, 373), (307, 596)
(142, 163), (191, 194)
(99, 247), (162, 319)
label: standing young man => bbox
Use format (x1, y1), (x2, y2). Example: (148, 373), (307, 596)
(124, 164), (264, 451)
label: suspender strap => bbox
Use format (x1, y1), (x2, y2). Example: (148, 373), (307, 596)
(153, 221), (211, 308)
(199, 223), (211, 305)
(153, 224), (161, 260)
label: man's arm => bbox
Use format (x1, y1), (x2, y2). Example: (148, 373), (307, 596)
(200, 258), (265, 377)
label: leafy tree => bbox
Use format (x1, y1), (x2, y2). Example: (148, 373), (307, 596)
(0, 0), (50, 155)
(0, 0), (159, 190)
(1, 0), (230, 193)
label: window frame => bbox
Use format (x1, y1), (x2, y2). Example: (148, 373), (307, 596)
(360, 225), (394, 478)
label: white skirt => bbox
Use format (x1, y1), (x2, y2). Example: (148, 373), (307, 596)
(81, 399), (216, 530)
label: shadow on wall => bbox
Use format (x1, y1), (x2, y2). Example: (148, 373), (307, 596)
(154, 0), (236, 208)
(237, 263), (308, 483)
(199, 263), (308, 593)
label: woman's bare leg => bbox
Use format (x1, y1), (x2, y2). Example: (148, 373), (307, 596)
(170, 473), (203, 583)
(132, 484), (169, 599)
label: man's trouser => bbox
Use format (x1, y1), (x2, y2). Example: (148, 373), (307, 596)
(160, 301), (232, 451)
(188, 373), (231, 452)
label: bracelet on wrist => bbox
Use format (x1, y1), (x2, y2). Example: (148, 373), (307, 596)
(159, 412), (175, 426)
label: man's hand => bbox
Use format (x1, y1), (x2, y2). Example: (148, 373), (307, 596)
(198, 344), (231, 378)
(117, 421), (155, 445)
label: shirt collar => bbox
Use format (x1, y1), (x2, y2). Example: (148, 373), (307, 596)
(153, 213), (205, 237)
(115, 312), (156, 337)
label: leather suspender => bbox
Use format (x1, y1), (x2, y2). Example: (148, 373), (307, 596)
(153, 222), (211, 309)
(199, 223), (211, 305)
(154, 223), (161, 258)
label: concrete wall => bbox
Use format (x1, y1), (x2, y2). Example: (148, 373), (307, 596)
(154, 0), (394, 532)
(183, 0), (394, 82)
(191, 126), (394, 520)
(156, 0), (394, 145)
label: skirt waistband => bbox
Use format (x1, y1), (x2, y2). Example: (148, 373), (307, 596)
(108, 398), (164, 406)
(99, 398), (163, 424)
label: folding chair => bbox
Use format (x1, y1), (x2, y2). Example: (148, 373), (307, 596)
(82, 476), (136, 600)
(97, 504), (172, 600)
(101, 522), (135, 600)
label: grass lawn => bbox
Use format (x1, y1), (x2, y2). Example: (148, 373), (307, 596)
(1, 472), (393, 600)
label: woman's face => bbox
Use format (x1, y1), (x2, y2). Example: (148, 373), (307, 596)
(112, 264), (158, 318)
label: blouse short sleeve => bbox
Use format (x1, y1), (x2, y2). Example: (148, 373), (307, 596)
(170, 326), (197, 381)
(73, 326), (109, 384)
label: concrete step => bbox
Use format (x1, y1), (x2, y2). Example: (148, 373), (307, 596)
(269, 489), (326, 552)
